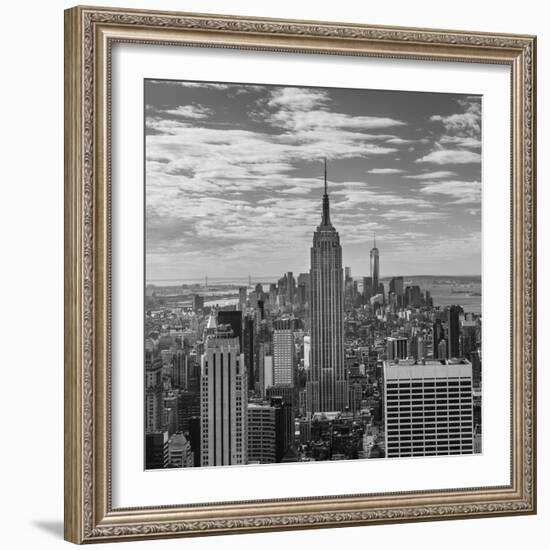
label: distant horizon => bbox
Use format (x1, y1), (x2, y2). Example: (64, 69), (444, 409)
(146, 273), (482, 285)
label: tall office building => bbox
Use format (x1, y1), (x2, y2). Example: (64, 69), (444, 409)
(286, 272), (295, 304)
(303, 335), (311, 371)
(243, 315), (255, 391)
(271, 396), (294, 461)
(247, 403), (276, 463)
(259, 348), (273, 397)
(438, 339), (448, 360)
(177, 390), (200, 433)
(386, 336), (409, 360)
(163, 393), (178, 435)
(389, 276), (404, 307)
(384, 359), (474, 458)
(433, 319), (445, 358)
(268, 284), (278, 307)
(447, 305), (463, 359)
(188, 416), (201, 467)
(145, 430), (169, 469)
(254, 300), (265, 333)
(461, 320), (479, 359)
(405, 285), (422, 308)
(344, 266), (355, 311)
(145, 351), (163, 432)
(200, 326), (247, 466)
(389, 276), (404, 297)
(471, 350), (482, 390)
(297, 273), (310, 304)
(362, 276), (373, 300)
(247, 397), (294, 464)
(307, 160), (347, 413)
(266, 384), (296, 411)
(171, 350), (188, 389)
(273, 319), (294, 386)
(296, 283), (307, 307)
(417, 336), (426, 360)
(370, 235), (380, 294)
(217, 310), (243, 350)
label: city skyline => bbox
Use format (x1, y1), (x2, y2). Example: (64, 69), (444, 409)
(145, 81), (482, 280)
(145, 81), (482, 470)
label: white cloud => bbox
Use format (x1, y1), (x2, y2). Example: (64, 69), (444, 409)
(145, 115), (401, 202)
(368, 168), (406, 174)
(404, 171), (456, 179)
(419, 180), (481, 204)
(262, 86), (406, 134)
(149, 80), (230, 90)
(162, 104), (213, 119)
(379, 209), (447, 223)
(440, 135), (481, 149)
(415, 149), (481, 164)
(420, 98), (482, 167)
(385, 137), (413, 145)
(430, 99), (481, 137)
(331, 183), (434, 211)
(268, 109), (406, 132)
(267, 87), (329, 111)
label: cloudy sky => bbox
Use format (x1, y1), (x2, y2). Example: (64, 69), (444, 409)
(145, 80), (481, 281)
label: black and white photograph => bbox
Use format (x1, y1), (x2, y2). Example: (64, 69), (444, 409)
(144, 79), (482, 469)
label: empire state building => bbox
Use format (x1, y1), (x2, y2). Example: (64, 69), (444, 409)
(307, 160), (348, 413)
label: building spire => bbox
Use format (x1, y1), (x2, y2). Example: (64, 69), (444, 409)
(374, 232), (376, 249)
(321, 158), (331, 226)
(324, 157), (327, 195)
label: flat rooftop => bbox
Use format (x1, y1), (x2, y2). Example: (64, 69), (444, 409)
(384, 358), (472, 380)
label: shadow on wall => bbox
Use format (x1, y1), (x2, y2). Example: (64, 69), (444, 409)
(33, 520), (64, 540)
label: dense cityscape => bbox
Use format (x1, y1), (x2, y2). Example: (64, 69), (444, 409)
(145, 162), (482, 469)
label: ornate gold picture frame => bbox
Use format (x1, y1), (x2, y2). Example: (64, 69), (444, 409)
(64, 5), (536, 544)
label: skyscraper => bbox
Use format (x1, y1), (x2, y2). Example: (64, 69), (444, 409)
(271, 396), (294, 462)
(433, 319), (445, 358)
(238, 286), (247, 310)
(447, 305), (463, 359)
(286, 272), (295, 304)
(370, 235), (380, 294)
(307, 160), (347, 413)
(362, 276), (372, 301)
(386, 336), (408, 360)
(405, 285), (422, 308)
(258, 346), (273, 397)
(303, 335), (311, 371)
(200, 326), (247, 466)
(145, 431), (169, 469)
(273, 319), (294, 386)
(217, 310), (243, 350)
(243, 315), (255, 391)
(297, 273), (310, 307)
(344, 266), (355, 311)
(171, 350), (188, 389)
(145, 351), (163, 432)
(389, 276), (404, 307)
(383, 359), (474, 458)
(247, 403), (276, 464)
